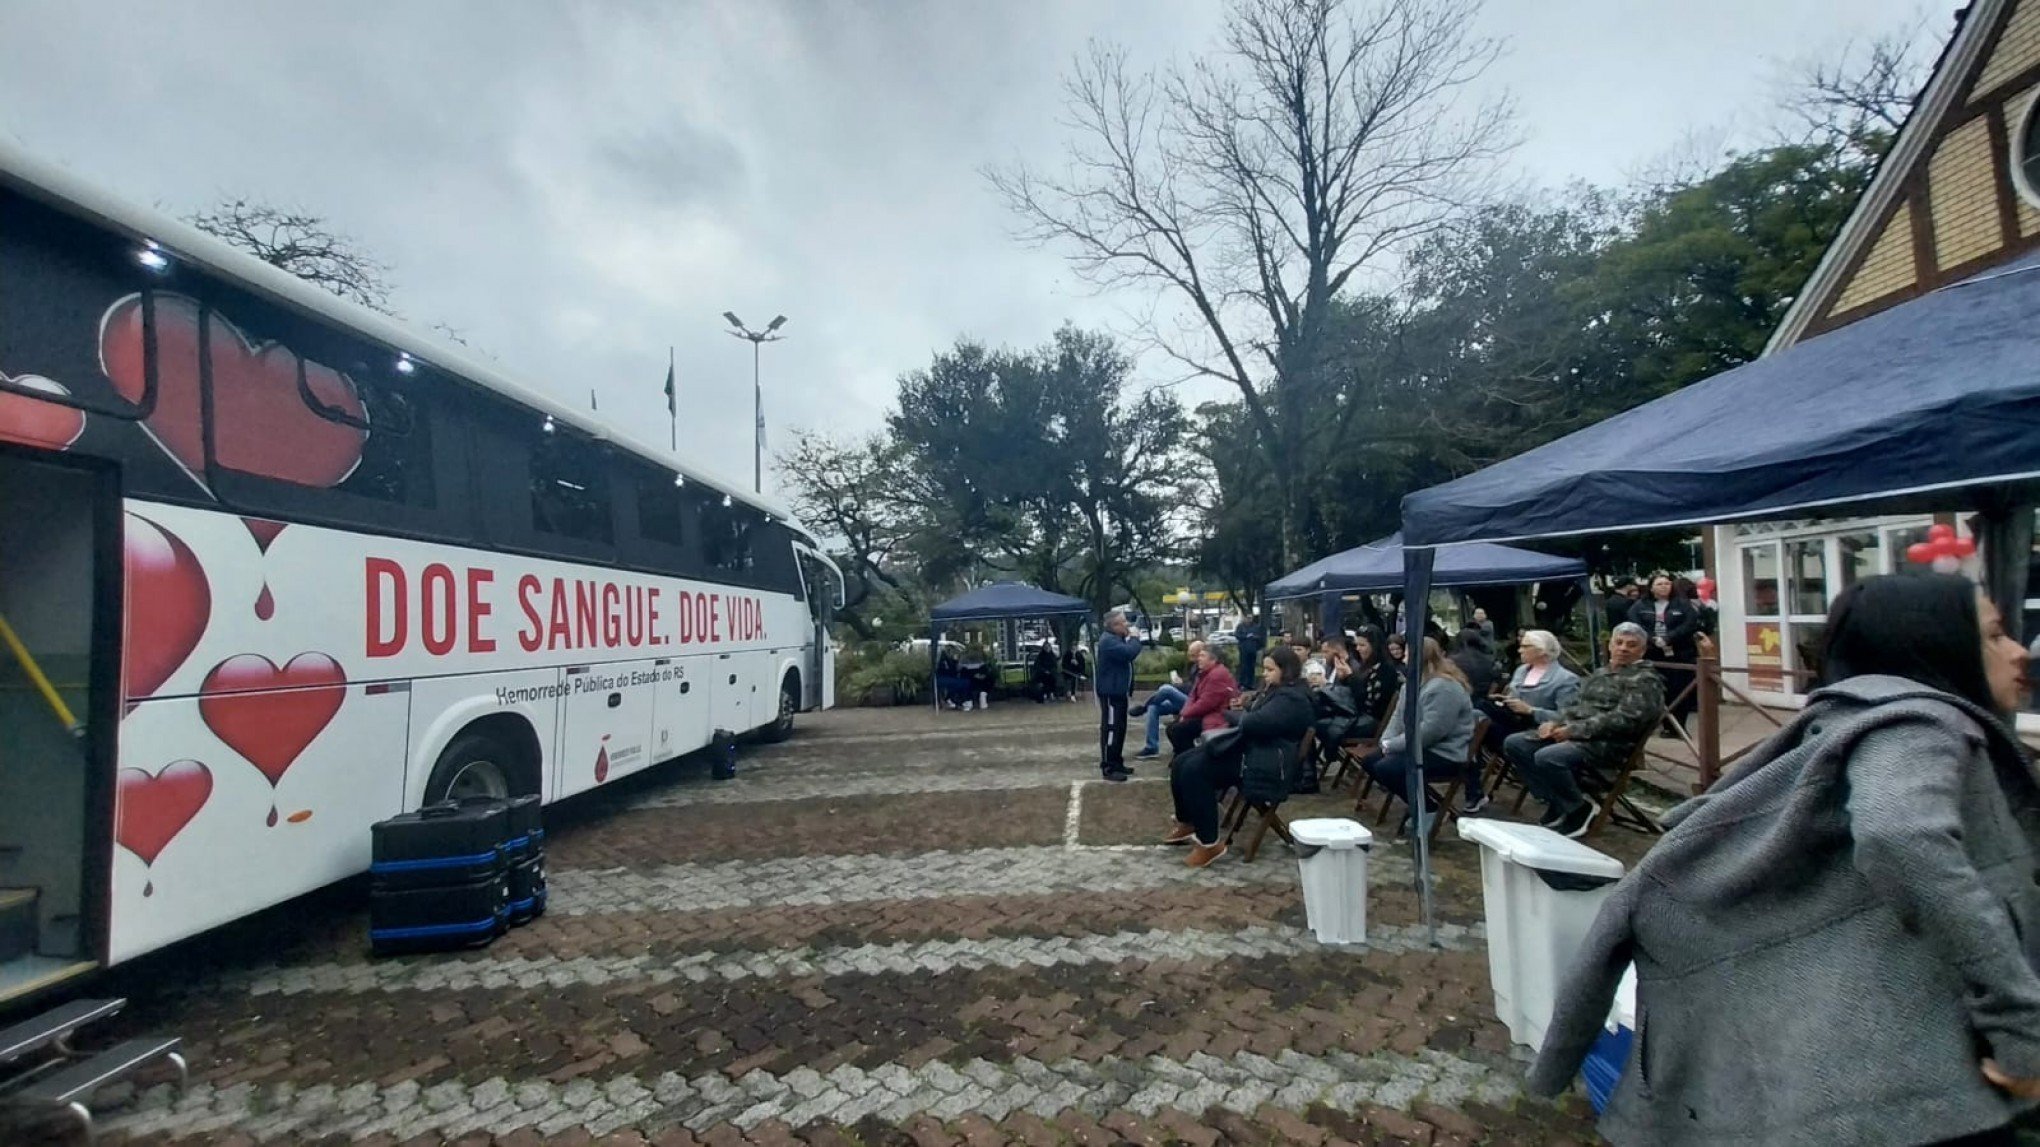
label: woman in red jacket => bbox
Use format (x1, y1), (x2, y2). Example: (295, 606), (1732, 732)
(1166, 645), (1239, 755)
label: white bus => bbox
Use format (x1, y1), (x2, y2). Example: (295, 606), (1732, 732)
(0, 141), (840, 1004)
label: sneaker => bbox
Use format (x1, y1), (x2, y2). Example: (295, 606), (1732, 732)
(1186, 839), (1228, 868)
(1101, 767), (1131, 784)
(1537, 803), (1566, 828)
(1135, 747), (1160, 759)
(1130, 702), (1149, 717)
(1462, 795), (1493, 817)
(1399, 805), (1438, 838)
(1162, 822), (1195, 845)
(962, 700), (973, 712)
(1555, 799), (1600, 839)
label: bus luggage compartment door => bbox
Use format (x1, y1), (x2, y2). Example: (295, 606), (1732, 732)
(650, 657), (709, 765)
(554, 661), (655, 798)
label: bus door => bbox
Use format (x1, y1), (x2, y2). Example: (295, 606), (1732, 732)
(0, 452), (115, 998)
(794, 547), (841, 711)
(554, 660), (656, 798)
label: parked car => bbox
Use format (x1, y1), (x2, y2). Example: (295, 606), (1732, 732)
(897, 638), (966, 659)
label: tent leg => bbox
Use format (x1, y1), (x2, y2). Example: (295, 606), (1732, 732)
(1400, 548), (1438, 948)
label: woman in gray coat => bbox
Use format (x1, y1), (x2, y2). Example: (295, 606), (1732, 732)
(1530, 574), (2040, 1146)
(1478, 629), (1581, 759)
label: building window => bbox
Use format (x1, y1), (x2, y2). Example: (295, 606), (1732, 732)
(1786, 539), (1828, 616)
(1742, 543), (1781, 617)
(2017, 92), (2040, 209)
(1837, 531), (1881, 591)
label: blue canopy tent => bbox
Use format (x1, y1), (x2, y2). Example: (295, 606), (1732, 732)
(927, 582), (1092, 710)
(1389, 254), (2040, 941)
(1264, 533), (1588, 644)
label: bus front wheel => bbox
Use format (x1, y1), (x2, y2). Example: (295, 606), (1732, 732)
(425, 727), (526, 804)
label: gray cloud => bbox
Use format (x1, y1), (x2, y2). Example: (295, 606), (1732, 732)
(0, 0), (1930, 497)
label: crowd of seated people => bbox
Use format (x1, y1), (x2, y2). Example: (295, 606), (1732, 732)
(1132, 601), (1672, 867)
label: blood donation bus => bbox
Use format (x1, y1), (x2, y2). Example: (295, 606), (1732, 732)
(0, 140), (840, 1003)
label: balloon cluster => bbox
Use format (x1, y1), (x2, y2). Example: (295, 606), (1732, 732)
(1906, 524), (1976, 574)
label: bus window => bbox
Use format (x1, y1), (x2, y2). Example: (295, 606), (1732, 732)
(700, 496), (755, 574)
(632, 466), (689, 549)
(529, 425), (613, 545)
(0, 188), (155, 420)
(186, 284), (436, 512)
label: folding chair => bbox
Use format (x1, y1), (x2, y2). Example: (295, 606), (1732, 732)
(1583, 737), (1663, 836)
(1430, 717), (1492, 844)
(1218, 738), (1305, 862)
(1332, 689), (1397, 795)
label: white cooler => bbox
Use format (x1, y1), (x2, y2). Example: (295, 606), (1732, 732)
(1457, 819), (1626, 1049)
(1289, 817), (1373, 944)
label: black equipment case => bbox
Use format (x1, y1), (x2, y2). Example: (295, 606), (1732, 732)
(369, 800), (510, 955)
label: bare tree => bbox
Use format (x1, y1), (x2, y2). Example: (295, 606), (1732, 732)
(188, 198), (395, 313)
(989, 0), (1512, 564)
(1783, 24), (1935, 159)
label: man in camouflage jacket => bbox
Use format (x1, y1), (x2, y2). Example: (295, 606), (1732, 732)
(1501, 622), (1666, 837)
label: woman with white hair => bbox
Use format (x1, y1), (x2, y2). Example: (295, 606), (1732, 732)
(1477, 629), (1583, 769)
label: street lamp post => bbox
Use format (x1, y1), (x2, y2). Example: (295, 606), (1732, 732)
(723, 312), (786, 493)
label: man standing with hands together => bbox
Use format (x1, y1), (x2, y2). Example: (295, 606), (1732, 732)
(1095, 611), (1145, 783)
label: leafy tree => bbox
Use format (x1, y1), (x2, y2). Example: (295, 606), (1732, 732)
(890, 327), (1185, 617)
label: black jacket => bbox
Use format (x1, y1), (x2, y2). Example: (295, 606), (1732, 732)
(1629, 596), (1704, 657)
(1228, 682), (1314, 804)
(1354, 660), (1402, 723)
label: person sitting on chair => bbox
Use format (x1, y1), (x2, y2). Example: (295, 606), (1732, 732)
(1060, 642), (1089, 700)
(1029, 640), (1062, 702)
(1479, 629), (1581, 755)
(1360, 637), (1478, 833)
(1132, 640), (1204, 759)
(1165, 644), (1237, 755)
(1501, 622), (1665, 838)
(936, 649), (973, 710)
(1163, 646), (1313, 869)
(1302, 660), (1357, 794)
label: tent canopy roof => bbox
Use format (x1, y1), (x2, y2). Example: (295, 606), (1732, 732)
(930, 581), (1091, 623)
(1400, 252), (2040, 547)
(1266, 533), (1584, 601)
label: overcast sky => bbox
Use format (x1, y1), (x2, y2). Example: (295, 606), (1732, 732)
(0, 0), (1938, 497)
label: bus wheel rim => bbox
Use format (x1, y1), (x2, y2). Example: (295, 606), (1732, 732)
(446, 759), (509, 801)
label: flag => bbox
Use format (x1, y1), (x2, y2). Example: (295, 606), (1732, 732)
(663, 359), (676, 415)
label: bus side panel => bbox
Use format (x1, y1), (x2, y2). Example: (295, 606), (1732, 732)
(404, 667), (565, 808)
(820, 644), (836, 710)
(110, 683), (410, 964)
(553, 658), (658, 799)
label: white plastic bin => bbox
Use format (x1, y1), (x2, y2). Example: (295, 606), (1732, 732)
(1457, 819), (1626, 1049)
(1289, 818), (1373, 944)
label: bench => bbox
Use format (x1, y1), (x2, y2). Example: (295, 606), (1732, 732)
(0, 998), (123, 1065)
(7, 1036), (185, 1146)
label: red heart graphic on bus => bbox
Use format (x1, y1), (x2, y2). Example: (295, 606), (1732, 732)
(0, 373), (86, 451)
(99, 293), (367, 490)
(116, 760), (212, 867)
(198, 652), (346, 787)
(123, 514), (211, 706)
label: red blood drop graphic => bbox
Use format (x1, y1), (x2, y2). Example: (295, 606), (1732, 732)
(255, 584), (275, 621)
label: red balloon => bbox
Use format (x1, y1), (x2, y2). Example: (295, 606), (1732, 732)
(1928, 523), (1956, 543)
(1907, 542), (1935, 564)
(1954, 538), (1978, 558)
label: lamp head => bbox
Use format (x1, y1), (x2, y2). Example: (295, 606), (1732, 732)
(722, 311), (744, 329)
(765, 315), (787, 333)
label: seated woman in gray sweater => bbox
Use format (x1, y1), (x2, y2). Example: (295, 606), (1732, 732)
(1360, 637), (1478, 832)
(1478, 629), (1582, 758)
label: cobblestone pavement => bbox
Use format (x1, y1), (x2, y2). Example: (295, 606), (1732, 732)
(38, 701), (1661, 1145)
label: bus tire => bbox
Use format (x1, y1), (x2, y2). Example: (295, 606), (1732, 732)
(424, 723), (537, 804)
(759, 673), (799, 742)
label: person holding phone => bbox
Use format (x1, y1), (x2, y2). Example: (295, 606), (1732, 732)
(1478, 629), (1581, 759)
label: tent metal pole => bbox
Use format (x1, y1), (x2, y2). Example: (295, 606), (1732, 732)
(1582, 575), (1601, 669)
(1400, 547), (1439, 947)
